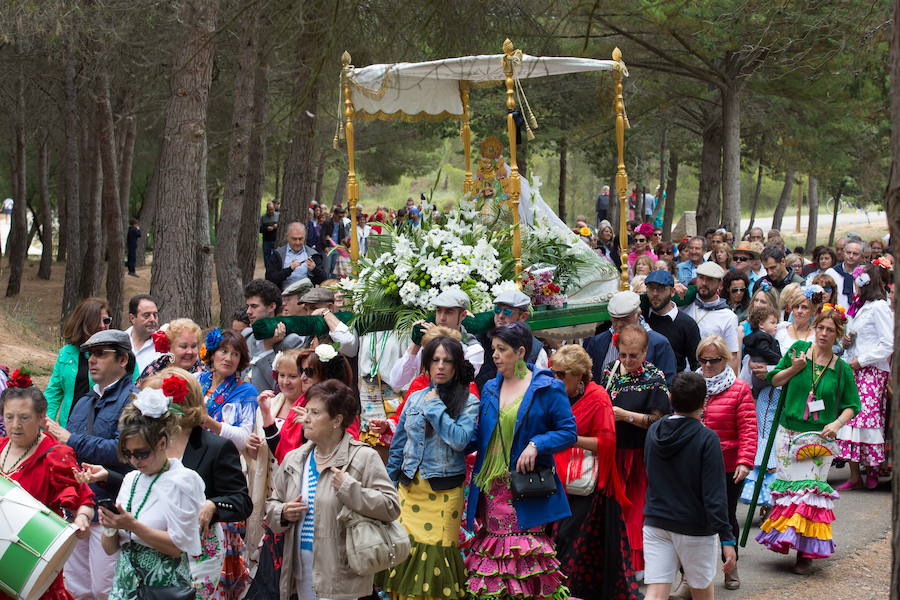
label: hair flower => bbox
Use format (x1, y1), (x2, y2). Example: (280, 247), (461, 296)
(161, 375), (189, 405)
(8, 368), (32, 389)
(578, 226), (591, 237)
(201, 328), (224, 359)
(133, 388), (170, 418)
(854, 272), (871, 288)
(759, 280), (772, 292)
(852, 265), (866, 279)
(822, 303), (848, 322)
(802, 284), (825, 303)
(314, 344), (338, 363)
(152, 330), (171, 354)
(872, 256), (893, 272)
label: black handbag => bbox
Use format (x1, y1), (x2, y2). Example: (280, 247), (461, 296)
(499, 397), (558, 500)
(124, 543), (196, 600)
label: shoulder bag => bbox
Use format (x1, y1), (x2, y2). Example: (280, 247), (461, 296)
(504, 396), (557, 499)
(337, 446), (411, 576)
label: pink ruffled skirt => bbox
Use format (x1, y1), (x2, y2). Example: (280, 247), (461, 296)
(464, 476), (568, 599)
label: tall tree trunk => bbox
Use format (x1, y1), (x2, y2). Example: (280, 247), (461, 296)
(746, 151), (764, 237)
(118, 94), (137, 229)
(805, 176), (819, 252)
(662, 151), (678, 241)
(217, 5), (259, 327)
(37, 134), (53, 280)
(97, 72), (124, 328)
(828, 182), (844, 246)
(61, 56), (82, 324)
(79, 124), (103, 299)
(720, 84), (742, 235)
(332, 168), (347, 207)
(887, 4), (900, 598)
(240, 56), (269, 284)
(195, 137), (213, 326)
(771, 170), (795, 232)
(313, 148), (327, 208)
(696, 120), (723, 233)
(6, 67), (27, 297)
(150, 0), (219, 325)
(137, 151), (161, 267)
(57, 135), (67, 264)
(557, 136), (567, 224)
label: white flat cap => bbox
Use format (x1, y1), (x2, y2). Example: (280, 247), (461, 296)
(696, 261), (726, 279)
(433, 289), (470, 309)
(607, 291), (641, 318)
(493, 290), (531, 309)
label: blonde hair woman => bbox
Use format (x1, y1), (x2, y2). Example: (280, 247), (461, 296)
(137, 318), (205, 383)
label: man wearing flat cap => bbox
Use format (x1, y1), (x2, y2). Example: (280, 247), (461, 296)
(683, 261), (740, 373)
(641, 270), (701, 373)
(300, 287), (359, 358)
(474, 290), (549, 392)
(387, 288), (484, 392)
(281, 277), (314, 317)
(582, 290), (676, 385)
(45, 330), (138, 599)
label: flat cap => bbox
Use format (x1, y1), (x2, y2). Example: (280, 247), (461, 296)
(80, 329), (132, 354)
(282, 277), (313, 298)
(493, 290), (531, 309)
(433, 288), (470, 309)
(607, 291), (641, 318)
(645, 270), (675, 287)
(300, 287), (336, 304)
(696, 261), (726, 279)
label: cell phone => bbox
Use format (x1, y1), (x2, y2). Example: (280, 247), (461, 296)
(97, 499), (120, 514)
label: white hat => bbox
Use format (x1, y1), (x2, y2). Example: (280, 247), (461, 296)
(607, 291), (641, 318)
(433, 289), (470, 309)
(493, 290), (531, 309)
(695, 261), (726, 279)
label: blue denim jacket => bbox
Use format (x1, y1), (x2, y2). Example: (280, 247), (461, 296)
(386, 385), (480, 483)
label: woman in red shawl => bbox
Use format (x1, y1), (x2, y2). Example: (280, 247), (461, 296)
(0, 374), (94, 600)
(550, 347), (642, 600)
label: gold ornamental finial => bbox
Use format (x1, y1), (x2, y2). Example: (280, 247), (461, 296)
(503, 38), (514, 56)
(612, 47), (622, 62)
(341, 51), (352, 67)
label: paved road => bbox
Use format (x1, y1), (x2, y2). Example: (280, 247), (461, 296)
(740, 211), (887, 235)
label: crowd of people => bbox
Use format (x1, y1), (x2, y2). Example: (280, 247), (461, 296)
(0, 207), (893, 600)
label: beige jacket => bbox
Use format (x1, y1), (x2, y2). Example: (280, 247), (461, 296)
(266, 433), (401, 600)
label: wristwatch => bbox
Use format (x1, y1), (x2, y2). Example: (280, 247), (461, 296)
(527, 441), (538, 451)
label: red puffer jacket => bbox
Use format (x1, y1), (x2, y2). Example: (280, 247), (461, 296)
(701, 378), (757, 473)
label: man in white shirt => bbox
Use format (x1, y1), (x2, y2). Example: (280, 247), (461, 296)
(387, 289), (484, 392)
(682, 262), (740, 374)
(833, 239), (864, 308)
(299, 287), (359, 358)
(125, 294), (162, 373)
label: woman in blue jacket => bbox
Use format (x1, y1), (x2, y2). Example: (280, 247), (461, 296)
(465, 322), (577, 600)
(382, 334), (480, 600)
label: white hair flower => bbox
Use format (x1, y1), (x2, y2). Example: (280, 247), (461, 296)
(315, 344), (338, 363)
(133, 388), (170, 419)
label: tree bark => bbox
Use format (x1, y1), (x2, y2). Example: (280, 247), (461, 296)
(557, 136), (568, 224)
(150, 0), (219, 325)
(6, 67), (28, 297)
(805, 176), (819, 252)
(696, 120), (723, 233)
(828, 181), (844, 246)
(771, 171), (795, 233)
(313, 148), (327, 209)
(663, 151), (678, 241)
(37, 134), (53, 280)
(746, 151), (764, 237)
(333, 168), (347, 207)
(61, 56), (82, 323)
(217, 5), (259, 327)
(57, 134), (67, 264)
(888, 4), (900, 598)
(137, 151), (161, 266)
(239, 56), (269, 285)
(96, 72), (124, 328)
(118, 94), (137, 229)
(79, 120), (103, 300)
(720, 84), (742, 235)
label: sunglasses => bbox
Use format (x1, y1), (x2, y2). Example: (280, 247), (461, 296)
(552, 370), (567, 379)
(493, 306), (515, 317)
(101, 316), (113, 325)
(300, 367), (318, 378)
(698, 357), (724, 365)
(634, 237), (647, 243)
(659, 250), (673, 255)
(85, 348), (117, 359)
(122, 448), (153, 461)
(652, 232), (662, 237)
(729, 287), (747, 294)
(732, 256), (750, 262)
(822, 286), (834, 293)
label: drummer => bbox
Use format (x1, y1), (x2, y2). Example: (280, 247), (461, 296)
(0, 375), (95, 600)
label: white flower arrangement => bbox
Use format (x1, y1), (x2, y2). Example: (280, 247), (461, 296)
(133, 388), (170, 418)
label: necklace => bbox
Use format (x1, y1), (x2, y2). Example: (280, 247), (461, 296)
(127, 460), (169, 520)
(314, 442), (340, 463)
(1, 435), (40, 475)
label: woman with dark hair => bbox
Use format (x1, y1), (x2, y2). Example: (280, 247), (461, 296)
(465, 322), (577, 599)
(805, 246), (841, 285)
(595, 220), (622, 269)
(99, 393), (204, 599)
(381, 336), (480, 600)
(46, 297), (112, 426)
(266, 380), (400, 600)
(723, 270), (751, 322)
(653, 241), (675, 263)
(836, 263), (894, 489)
(0, 378), (95, 600)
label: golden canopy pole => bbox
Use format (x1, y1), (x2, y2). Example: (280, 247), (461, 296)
(612, 47), (630, 291)
(460, 81), (474, 195)
(502, 39), (523, 281)
(341, 50), (360, 263)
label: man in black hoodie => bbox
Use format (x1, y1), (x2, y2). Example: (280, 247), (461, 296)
(643, 372), (736, 600)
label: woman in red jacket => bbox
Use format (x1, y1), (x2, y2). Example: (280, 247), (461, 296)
(697, 334), (757, 592)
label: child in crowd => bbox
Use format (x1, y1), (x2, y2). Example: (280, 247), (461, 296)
(643, 372), (736, 600)
(738, 305), (782, 518)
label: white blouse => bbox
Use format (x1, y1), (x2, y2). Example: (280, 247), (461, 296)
(775, 321), (813, 353)
(115, 458), (205, 556)
(846, 299), (894, 372)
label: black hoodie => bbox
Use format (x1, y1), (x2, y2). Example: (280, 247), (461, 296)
(643, 415), (734, 542)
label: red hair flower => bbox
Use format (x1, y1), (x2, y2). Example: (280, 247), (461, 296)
(152, 330), (171, 354)
(612, 332), (620, 348)
(161, 375), (189, 404)
(8, 368), (32, 389)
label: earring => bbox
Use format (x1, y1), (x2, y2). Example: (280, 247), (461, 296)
(514, 357), (528, 379)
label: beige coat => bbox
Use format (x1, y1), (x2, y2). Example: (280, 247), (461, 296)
(266, 432), (401, 600)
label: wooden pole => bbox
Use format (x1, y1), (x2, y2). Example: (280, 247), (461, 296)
(796, 174), (803, 234)
(460, 82), (474, 195)
(341, 51), (359, 263)
(612, 48), (630, 291)
(502, 39), (522, 281)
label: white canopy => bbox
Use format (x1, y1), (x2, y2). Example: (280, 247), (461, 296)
(347, 54), (622, 120)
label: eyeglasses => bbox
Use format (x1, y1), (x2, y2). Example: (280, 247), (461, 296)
(85, 348), (117, 359)
(493, 306), (515, 317)
(821, 286), (833, 292)
(101, 317), (113, 325)
(552, 370), (567, 379)
(729, 287), (747, 294)
(652, 232), (662, 237)
(122, 448), (153, 461)
(659, 249), (673, 255)
(634, 237), (647, 243)
(732, 256), (750, 262)
(698, 357), (724, 365)
(300, 367), (318, 378)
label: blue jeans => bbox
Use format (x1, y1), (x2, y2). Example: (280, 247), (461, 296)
(262, 240), (276, 263)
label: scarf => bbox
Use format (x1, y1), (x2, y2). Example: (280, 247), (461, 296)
(847, 294), (864, 318)
(694, 296), (729, 311)
(699, 366), (736, 399)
